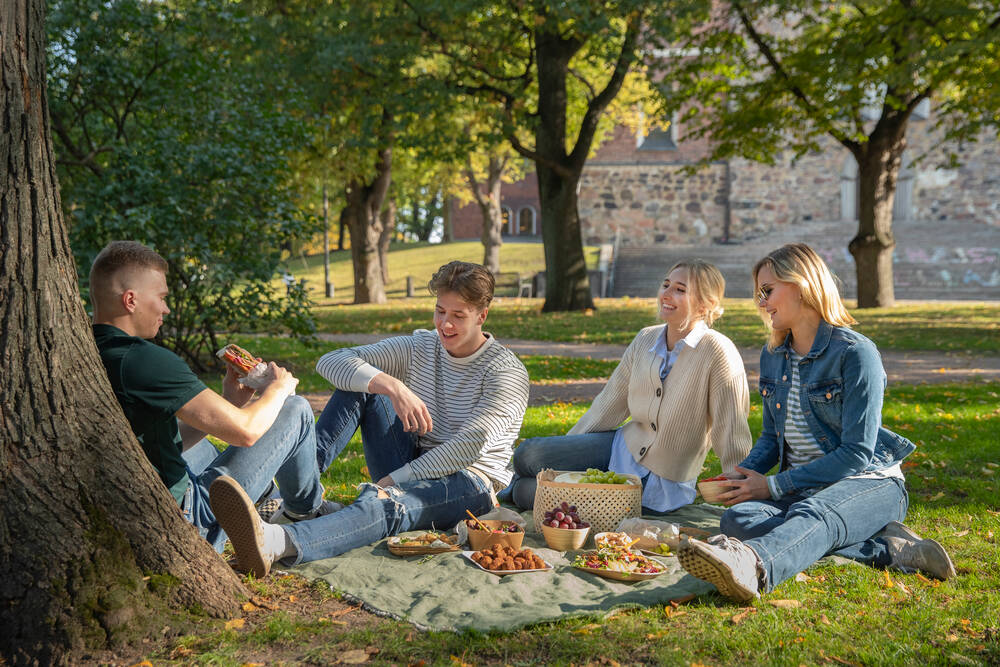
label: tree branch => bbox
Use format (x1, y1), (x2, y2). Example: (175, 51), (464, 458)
(567, 10), (641, 169)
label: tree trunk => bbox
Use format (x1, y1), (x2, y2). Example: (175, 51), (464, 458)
(378, 198), (395, 284)
(848, 126), (905, 308)
(534, 29), (594, 312)
(442, 195), (454, 243)
(345, 144), (392, 304)
(536, 165), (593, 311)
(1, 3), (244, 664)
(466, 155), (506, 276)
(337, 207), (347, 251)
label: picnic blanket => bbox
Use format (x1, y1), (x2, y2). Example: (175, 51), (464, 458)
(290, 503), (726, 632)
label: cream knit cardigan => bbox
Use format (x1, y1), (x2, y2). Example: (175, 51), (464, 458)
(568, 324), (753, 482)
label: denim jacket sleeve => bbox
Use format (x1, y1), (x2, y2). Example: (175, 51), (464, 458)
(737, 348), (780, 474)
(770, 337), (885, 497)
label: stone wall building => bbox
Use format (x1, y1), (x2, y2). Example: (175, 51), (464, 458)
(450, 106), (1000, 298)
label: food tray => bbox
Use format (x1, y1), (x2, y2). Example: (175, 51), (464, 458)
(573, 563), (666, 582)
(461, 551), (553, 576)
(386, 534), (460, 556)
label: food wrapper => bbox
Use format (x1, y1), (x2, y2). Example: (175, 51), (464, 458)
(455, 506), (527, 546)
(216, 344), (294, 395)
(615, 517), (681, 550)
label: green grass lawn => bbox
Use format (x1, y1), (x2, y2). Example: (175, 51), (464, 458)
(282, 240), (600, 304)
(309, 298), (999, 353)
(170, 381), (1000, 666)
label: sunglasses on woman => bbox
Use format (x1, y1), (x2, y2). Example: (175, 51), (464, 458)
(756, 285), (774, 305)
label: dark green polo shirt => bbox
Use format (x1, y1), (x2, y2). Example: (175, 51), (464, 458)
(93, 324), (207, 504)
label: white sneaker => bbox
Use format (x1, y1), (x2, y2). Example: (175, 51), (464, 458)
(269, 498), (344, 525)
(881, 521), (956, 580)
(210, 476), (273, 578)
(678, 535), (761, 602)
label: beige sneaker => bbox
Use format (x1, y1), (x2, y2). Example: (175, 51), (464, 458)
(881, 521), (956, 580)
(678, 535), (761, 602)
(210, 476), (272, 578)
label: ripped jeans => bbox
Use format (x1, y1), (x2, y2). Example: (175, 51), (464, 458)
(280, 390), (494, 564)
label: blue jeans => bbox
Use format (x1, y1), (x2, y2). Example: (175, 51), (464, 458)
(721, 476), (908, 591)
(286, 390), (494, 564)
(180, 395), (325, 552)
(508, 431), (616, 510)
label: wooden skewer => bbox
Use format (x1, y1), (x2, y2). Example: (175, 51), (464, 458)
(465, 509), (492, 533)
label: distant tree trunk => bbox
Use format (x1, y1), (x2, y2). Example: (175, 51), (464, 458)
(1, 3), (244, 665)
(337, 207), (347, 251)
(848, 124), (905, 308)
(378, 198), (396, 284)
(345, 143), (392, 304)
(441, 195), (454, 243)
(464, 154), (507, 275)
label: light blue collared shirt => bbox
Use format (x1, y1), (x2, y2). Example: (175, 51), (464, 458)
(607, 322), (708, 513)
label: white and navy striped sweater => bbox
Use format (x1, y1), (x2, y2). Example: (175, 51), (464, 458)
(315, 330), (529, 489)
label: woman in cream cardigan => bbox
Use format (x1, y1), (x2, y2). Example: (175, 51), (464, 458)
(507, 259), (754, 513)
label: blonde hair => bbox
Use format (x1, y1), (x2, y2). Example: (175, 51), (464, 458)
(752, 243), (857, 350)
(665, 259), (726, 329)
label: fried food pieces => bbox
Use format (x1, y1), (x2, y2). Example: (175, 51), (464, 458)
(469, 544), (545, 571)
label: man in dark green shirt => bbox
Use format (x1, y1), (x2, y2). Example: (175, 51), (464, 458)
(90, 241), (335, 552)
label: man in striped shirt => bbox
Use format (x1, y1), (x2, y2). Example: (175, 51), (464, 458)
(210, 262), (530, 576)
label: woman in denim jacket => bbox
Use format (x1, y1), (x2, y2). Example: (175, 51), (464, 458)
(677, 243), (955, 602)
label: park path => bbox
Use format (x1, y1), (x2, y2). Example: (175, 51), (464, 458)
(300, 333), (1000, 411)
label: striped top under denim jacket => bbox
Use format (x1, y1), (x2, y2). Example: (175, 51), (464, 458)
(739, 320), (915, 498)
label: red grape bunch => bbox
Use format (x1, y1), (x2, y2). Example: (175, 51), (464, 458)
(543, 501), (589, 530)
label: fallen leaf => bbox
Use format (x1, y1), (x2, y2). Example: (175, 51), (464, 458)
(288, 595), (296, 603)
(250, 596), (278, 610)
(170, 646), (193, 659)
(882, 570), (895, 589)
(330, 606), (358, 618)
(128, 662), (153, 667)
(449, 657), (473, 667)
(731, 608), (755, 625)
(408, 661), (427, 667)
(242, 602), (257, 612)
(795, 572), (811, 583)
(241, 663), (265, 667)
(929, 491), (946, 501)
(224, 618), (245, 630)
(819, 614), (832, 626)
(573, 623), (600, 634)
(818, 651), (863, 667)
(981, 468), (995, 476)
(953, 530), (970, 537)
(670, 593), (696, 607)
(341, 649), (370, 664)
(946, 634), (960, 642)
(986, 462), (998, 469)
(646, 631), (668, 639)
(767, 599), (802, 609)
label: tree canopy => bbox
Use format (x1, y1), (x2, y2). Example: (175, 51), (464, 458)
(48, 0), (316, 367)
(657, 0), (1000, 306)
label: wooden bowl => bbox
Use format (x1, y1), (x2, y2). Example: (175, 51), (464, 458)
(540, 524), (590, 551)
(697, 478), (735, 503)
(466, 520), (525, 551)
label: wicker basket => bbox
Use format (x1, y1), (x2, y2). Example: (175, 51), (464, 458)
(532, 469), (642, 534)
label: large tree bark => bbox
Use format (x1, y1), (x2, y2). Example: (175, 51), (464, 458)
(464, 154), (506, 276)
(345, 144), (392, 304)
(848, 122), (905, 308)
(1, 3), (244, 665)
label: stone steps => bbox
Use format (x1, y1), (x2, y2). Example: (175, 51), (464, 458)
(611, 219), (1000, 300)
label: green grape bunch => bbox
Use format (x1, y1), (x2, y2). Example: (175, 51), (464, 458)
(579, 468), (629, 484)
